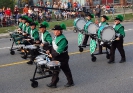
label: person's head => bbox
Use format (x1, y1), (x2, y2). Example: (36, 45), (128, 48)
(101, 15), (109, 22)
(114, 15), (123, 25)
(87, 13), (94, 20)
(52, 25), (63, 36)
(39, 21), (49, 33)
(30, 24), (36, 30)
(18, 16), (22, 22)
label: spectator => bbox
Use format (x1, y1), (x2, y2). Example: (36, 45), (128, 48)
(110, 3), (115, 14)
(13, 5), (19, 21)
(106, 4), (111, 14)
(36, 0), (44, 6)
(62, 10), (68, 20)
(73, 1), (77, 11)
(64, 1), (68, 10)
(47, 2), (52, 13)
(84, 0), (90, 12)
(67, 0), (72, 10)
(45, 11), (51, 22)
(23, 4), (29, 15)
(28, 7), (33, 17)
(38, 9), (43, 22)
(94, 5), (101, 21)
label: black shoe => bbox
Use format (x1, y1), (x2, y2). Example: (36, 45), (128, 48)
(119, 59), (126, 63)
(27, 61), (33, 65)
(64, 83), (74, 87)
(98, 52), (103, 54)
(108, 60), (115, 64)
(47, 83), (57, 88)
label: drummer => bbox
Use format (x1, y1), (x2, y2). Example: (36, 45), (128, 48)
(46, 24), (74, 88)
(17, 16), (23, 31)
(27, 21), (52, 65)
(108, 15), (126, 64)
(82, 13), (94, 47)
(98, 15), (109, 54)
(21, 15), (28, 33)
(22, 16), (33, 37)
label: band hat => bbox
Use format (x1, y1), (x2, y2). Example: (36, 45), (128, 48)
(52, 23), (66, 30)
(22, 15), (29, 20)
(26, 17), (33, 23)
(39, 21), (49, 28)
(87, 13), (94, 18)
(101, 15), (109, 20)
(30, 21), (39, 26)
(115, 15), (124, 22)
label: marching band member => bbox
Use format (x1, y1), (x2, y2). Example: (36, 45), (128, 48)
(22, 17), (32, 36)
(21, 15), (27, 32)
(18, 16), (23, 31)
(27, 21), (52, 65)
(82, 13), (94, 47)
(98, 15), (109, 54)
(46, 24), (74, 88)
(108, 15), (126, 64)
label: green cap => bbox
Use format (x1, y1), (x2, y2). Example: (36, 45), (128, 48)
(115, 15), (124, 21)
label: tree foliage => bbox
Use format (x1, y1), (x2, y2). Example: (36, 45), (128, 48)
(0, 0), (15, 10)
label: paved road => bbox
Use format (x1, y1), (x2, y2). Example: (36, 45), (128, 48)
(0, 22), (133, 93)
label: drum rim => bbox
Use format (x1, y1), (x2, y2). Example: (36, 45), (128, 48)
(85, 22), (98, 34)
(74, 17), (87, 31)
(100, 26), (115, 41)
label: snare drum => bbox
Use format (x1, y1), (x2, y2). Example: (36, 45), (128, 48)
(74, 18), (87, 31)
(84, 21), (98, 35)
(97, 26), (115, 42)
(46, 61), (60, 71)
(24, 45), (37, 50)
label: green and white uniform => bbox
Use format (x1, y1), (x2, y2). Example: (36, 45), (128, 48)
(30, 28), (39, 41)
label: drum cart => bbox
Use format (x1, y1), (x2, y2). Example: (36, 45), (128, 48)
(30, 53), (60, 88)
(9, 31), (24, 55)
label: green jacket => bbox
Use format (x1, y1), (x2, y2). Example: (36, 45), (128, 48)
(52, 34), (68, 54)
(41, 30), (52, 45)
(25, 26), (31, 35)
(114, 23), (125, 38)
(30, 28), (39, 41)
(22, 23), (26, 32)
(99, 21), (109, 27)
(19, 22), (23, 30)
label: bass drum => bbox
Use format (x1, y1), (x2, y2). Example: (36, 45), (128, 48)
(84, 21), (98, 35)
(97, 26), (115, 42)
(73, 18), (87, 31)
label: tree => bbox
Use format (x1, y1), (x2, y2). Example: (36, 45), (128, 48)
(0, 0), (15, 10)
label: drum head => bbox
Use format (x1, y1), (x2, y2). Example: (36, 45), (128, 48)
(75, 18), (86, 30)
(101, 26), (115, 41)
(88, 23), (98, 34)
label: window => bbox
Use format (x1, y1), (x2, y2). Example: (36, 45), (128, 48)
(113, 0), (119, 3)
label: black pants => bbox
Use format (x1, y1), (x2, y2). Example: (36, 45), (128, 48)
(51, 59), (74, 85)
(82, 35), (89, 46)
(110, 39), (126, 61)
(98, 40), (102, 53)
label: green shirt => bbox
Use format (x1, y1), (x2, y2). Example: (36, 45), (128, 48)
(25, 26), (31, 35)
(18, 22), (23, 30)
(22, 23), (26, 32)
(53, 34), (68, 54)
(30, 28), (39, 40)
(114, 23), (125, 37)
(41, 30), (52, 45)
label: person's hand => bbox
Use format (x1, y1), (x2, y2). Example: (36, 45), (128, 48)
(46, 50), (50, 54)
(23, 33), (26, 35)
(48, 53), (52, 58)
(115, 37), (120, 40)
(36, 40), (40, 44)
(40, 43), (44, 47)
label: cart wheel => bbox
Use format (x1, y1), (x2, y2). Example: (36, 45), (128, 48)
(91, 56), (97, 62)
(31, 81), (38, 88)
(10, 51), (15, 55)
(79, 48), (83, 52)
(73, 29), (77, 33)
(106, 54), (110, 59)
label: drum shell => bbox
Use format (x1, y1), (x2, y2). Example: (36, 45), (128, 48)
(73, 18), (87, 31)
(46, 61), (60, 71)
